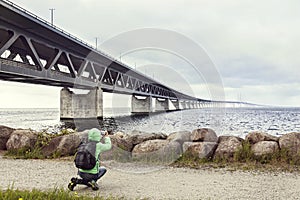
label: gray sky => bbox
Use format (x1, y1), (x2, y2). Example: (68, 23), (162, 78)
(1, 0), (300, 108)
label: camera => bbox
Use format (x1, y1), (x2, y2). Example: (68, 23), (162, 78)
(100, 131), (106, 136)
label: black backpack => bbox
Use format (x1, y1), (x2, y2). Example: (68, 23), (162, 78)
(74, 141), (97, 170)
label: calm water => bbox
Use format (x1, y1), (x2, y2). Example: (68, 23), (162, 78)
(0, 107), (300, 138)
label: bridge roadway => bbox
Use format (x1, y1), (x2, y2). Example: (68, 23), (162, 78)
(0, 0), (252, 119)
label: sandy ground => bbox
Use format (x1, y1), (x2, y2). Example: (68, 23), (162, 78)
(0, 156), (299, 200)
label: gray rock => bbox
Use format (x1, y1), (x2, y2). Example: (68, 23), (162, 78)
(167, 131), (192, 145)
(0, 125), (15, 150)
(183, 142), (218, 159)
(132, 139), (169, 154)
(109, 134), (133, 152)
(42, 133), (80, 157)
(214, 136), (243, 158)
(246, 131), (279, 144)
(6, 129), (38, 150)
(279, 132), (300, 154)
(101, 132), (134, 161)
(251, 141), (279, 156)
(191, 128), (218, 142)
(130, 130), (167, 145)
(41, 136), (62, 157)
(76, 130), (89, 143)
(56, 134), (81, 156)
(132, 139), (178, 163)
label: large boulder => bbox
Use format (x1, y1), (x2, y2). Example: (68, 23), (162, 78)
(6, 129), (38, 150)
(41, 133), (81, 157)
(167, 131), (192, 145)
(101, 133), (133, 161)
(111, 132), (134, 151)
(41, 136), (63, 157)
(214, 136), (243, 158)
(183, 142), (218, 159)
(132, 139), (169, 154)
(0, 125), (15, 150)
(76, 130), (89, 143)
(191, 128), (218, 142)
(251, 141), (279, 156)
(130, 130), (167, 146)
(279, 132), (300, 154)
(132, 139), (175, 163)
(56, 134), (81, 156)
(246, 131), (279, 144)
(163, 141), (182, 162)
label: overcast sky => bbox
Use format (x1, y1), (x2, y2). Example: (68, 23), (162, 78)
(1, 0), (300, 108)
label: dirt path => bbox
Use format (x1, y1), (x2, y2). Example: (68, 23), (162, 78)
(0, 157), (299, 200)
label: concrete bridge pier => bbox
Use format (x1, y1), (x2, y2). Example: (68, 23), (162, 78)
(186, 101), (191, 109)
(131, 95), (152, 115)
(60, 87), (103, 119)
(155, 98), (169, 112)
(170, 99), (180, 110)
(180, 101), (187, 109)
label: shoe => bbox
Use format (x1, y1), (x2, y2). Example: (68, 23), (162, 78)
(68, 177), (77, 191)
(87, 180), (99, 191)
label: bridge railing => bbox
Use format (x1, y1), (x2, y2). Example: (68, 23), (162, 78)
(1, 0), (95, 49)
(1, 0), (139, 73)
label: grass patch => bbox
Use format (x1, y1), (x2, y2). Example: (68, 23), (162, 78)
(0, 187), (124, 200)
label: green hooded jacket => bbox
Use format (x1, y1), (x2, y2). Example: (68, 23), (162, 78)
(79, 128), (112, 174)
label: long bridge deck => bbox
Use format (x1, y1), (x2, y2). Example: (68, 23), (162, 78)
(0, 0), (257, 118)
(0, 0), (203, 101)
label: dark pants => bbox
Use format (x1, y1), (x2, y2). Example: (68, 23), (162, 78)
(78, 167), (107, 182)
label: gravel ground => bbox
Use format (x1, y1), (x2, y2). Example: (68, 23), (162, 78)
(0, 157), (299, 200)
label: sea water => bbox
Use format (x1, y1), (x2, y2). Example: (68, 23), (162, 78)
(0, 107), (300, 138)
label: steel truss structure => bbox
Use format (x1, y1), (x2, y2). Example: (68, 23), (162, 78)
(0, 0), (210, 103)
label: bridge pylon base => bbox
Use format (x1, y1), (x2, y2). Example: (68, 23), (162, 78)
(131, 95), (152, 115)
(60, 87), (103, 119)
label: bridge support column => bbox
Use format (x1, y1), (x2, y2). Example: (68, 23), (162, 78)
(186, 101), (191, 109)
(180, 101), (186, 109)
(60, 87), (103, 119)
(170, 100), (180, 110)
(131, 95), (152, 114)
(155, 98), (169, 112)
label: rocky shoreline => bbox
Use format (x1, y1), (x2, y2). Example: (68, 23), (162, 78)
(1, 125), (300, 166)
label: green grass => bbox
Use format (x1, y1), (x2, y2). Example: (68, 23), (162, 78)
(0, 187), (126, 200)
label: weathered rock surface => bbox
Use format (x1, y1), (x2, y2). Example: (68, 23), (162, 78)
(76, 130), (89, 143)
(132, 139), (182, 163)
(132, 139), (169, 154)
(0, 125), (15, 150)
(101, 133), (133, 161)
(214, 136), (243, 158)
(251, 141), (279, 156)
(110, 133), (133, 151)
(279, 132), (300, 154)
(56, 134), (81, 156)
(183, 142), (218, 159)
(6, 129), (38, 150)
(191, 128), (218, 142)
(246, 131), (279, 144)
(41, 134), (80, 157)
(41, 136), (63, 157)
(130, 130), (167, 145)
(167, 131), (191, 145)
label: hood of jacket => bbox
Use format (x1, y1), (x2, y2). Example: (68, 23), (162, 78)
(88, 128), (102, 142)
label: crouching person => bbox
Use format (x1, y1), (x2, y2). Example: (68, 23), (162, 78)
(68, 128), (112, 191)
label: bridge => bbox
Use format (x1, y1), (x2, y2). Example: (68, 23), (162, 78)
(0, 0), (254, 119)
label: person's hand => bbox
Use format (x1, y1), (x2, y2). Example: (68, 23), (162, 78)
(104, 131), (109, 137)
